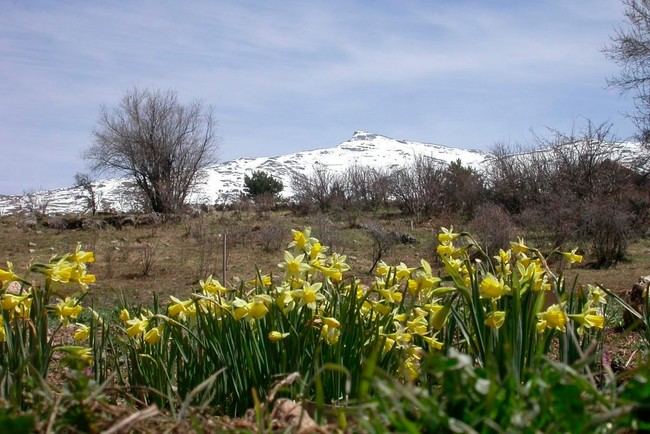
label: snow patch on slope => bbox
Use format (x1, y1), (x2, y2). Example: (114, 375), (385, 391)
(0, 131), (484, 215)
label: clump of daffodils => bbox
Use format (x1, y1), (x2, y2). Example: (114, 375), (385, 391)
(0, 244), (96, 366)
(110, 226), (608, 385)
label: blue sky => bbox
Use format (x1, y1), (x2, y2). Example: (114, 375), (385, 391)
(0, 0), (635, 194)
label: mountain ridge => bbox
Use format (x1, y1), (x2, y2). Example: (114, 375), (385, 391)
(9, 131), (639, 215)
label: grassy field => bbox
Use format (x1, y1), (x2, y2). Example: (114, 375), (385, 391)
(0, 209), (649, 432)
(1, 210), (648, 309)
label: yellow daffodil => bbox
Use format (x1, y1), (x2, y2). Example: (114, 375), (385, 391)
(383, 336), (395, 353)
(400, 347), (424, 381)
(378, 284), (403, 304)
(232, 297), (250, 320)
(422, 333), (444, 350)
(200, 275), (229, 295)
(55, 297), (83, 324)
(485, 311), (506, 329)
(562, 248), (583, 264)
(510, 237), (529, 254)
(278, 251), (310, 278)
(382, 323), (412, 348)
(437, 242), (457, 257)
(168, 296), (195, 321)
(570, 307), (605, 335)
(408, 259), (441, 296)
(249, 295), (272, 319)
(126, 315), (149, 338)
(406, 316), (428, 335)
(329, 253), (351, 272)
(288, 227), (316, 252)
(48, 258), (75, 283)
(375, 261), (390, 277)
(320, 323), (340, 345)
(0, 262), (18, 283)
(268, 331), (290, 342)
(494, 249), (512, 275)
(1, 293), (29, 311)
(395, 262), (414, 280)
(537, 304), (567, 333)
(73, 323), (90, 342)
(72, 243), (95, 264)
(430, 303), (451, 330)
(370, 300), (392, 316)
(309, 242), (327, 261)
(293, 282), (325, 310)
(275, 285), (296, 313)
(479, 274), (510, 299)
(438, 226), (460, 244)
(59, 346), (93, 365)
(0, 317), (5, 342)
(322, 317), (341, 329)
(144, 325), (164, 344)
(587, 285), (607, 306)
(119, 308), (130, 322)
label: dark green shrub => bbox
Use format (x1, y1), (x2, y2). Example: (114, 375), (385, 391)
(243, 171), (283, 198)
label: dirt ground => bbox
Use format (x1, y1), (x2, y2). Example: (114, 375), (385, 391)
(0, 210), (648, 311)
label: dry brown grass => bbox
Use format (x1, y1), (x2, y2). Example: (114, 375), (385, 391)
(1, 211), (648, 310)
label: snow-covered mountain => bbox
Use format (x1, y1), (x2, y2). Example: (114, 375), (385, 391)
(0, 131), (487, 215)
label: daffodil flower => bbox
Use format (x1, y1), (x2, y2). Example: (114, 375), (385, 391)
(422, 332), (444, 350)
(437, 242), (457, 257)
(406, 316), (428, 335)
(510, 237), (529, 254)
(562, 248), (583, 265)
(168, 296), (195, 321)
(126, 315), (149, 338)
(73, 323), (90, 342)
(537, 304), (567, 333)
(1, 293), (29, 311)
(570, 307), (605, 335)
(55, 297), (83, 324)
(320, 324), (340, 345)
(479, 273), (510, 299)
(587, 285), (607, 306)
(268, 331), (290, 342)
(278, 251), (311, 278)
(395, 262), (414, 280)
(119, 308), (130, 322)
(293, 282), (325, 310)
(0, 262), (19, 283)
(58, 346), (93, 365)
(72, 243), (95, 264)
(200, 275), (229, 295)
(144, 325), (164, 344)
(438, 226), (460, 244)
(288, 227), (317, 252)
(485, 311), (506, 329)
(249, 295), (273, 319)
(375, 261), (390, 277)
(329, 253), (351, 272)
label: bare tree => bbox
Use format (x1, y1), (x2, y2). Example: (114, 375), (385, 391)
(342, 164), (392, 210)
(391, 155), (445, 219)
(606, 0), (650, 171)
(86, 88), (217, 213)
(291, 165), (343, 211)
(74, 173), (99, 215)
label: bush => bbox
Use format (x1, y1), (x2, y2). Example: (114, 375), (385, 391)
(581, 202), (631, 267)
(291, 165), (345, 212)
(467, 203), (515, 254)
(243, 170), (283, 198)
(391, 155), (445, 219)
